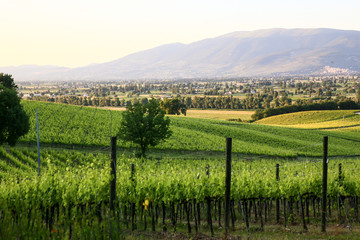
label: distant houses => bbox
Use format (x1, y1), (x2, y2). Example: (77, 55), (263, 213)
(22, 93), (57, 99)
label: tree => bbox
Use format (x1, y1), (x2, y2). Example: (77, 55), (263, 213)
(0, 84), (30, 146)
(0, 73), (18, 89)
(160, 98), (187, 115)
(117, 99), (172, 158)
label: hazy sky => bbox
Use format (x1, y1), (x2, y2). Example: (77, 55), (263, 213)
(1, 0), (359, 68)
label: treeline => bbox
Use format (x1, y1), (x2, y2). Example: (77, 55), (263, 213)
(31, 93), (292, 110)
(32, 95), (139, 107)
(185, 94), (291, 109)
(30, 93), (360, 120)
(252, 99), (360, 121)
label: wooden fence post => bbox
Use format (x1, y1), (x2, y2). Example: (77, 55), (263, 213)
(321, 136), (328, 232)
(225, 137), (232, 237)
(110, 136), (117, 214)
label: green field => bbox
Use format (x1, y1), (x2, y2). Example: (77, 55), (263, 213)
(2, 147), (360, 201)
(101, 107), (254, 121)
(1, 145), (360, 239)
(1, 101), (360, 239)
(256, 110), (360, 130)
(174, 109), (254, 121)
(329, 125), (360, 132)
(19, 101), (360, 157)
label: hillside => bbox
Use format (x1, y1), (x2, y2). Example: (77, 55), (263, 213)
(1, 101), (360, 238)
(256, 110), (360, 131)
(19, 101), (360, 157)
(3, 28), (360, 81)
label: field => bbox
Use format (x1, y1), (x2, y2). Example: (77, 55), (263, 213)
(92, 107), (254, 121)
(1, 100), (360, 239)
(174, 109), (254, 121)
(1, 145), (360, 239)
(19, 101), (360, 157)
(256, 110), (360, 130)
(330, 125), (360, 133)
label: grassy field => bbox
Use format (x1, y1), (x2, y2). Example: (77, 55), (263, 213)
(101, 107), (254, 121)
(19, 101), (360, 157)
(2, 101), (360, 239)
(329, 125), (360, 132)
(256, 110), (360, 130)
(174, 109), (254, 121)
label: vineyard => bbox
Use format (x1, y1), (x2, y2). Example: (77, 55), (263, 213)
(19, 101), (360, 157)
(0, 100), (360, 238)
(1, 145), (360, 238)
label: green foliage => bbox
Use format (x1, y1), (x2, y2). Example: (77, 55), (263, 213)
(1, 146), (360, 238)
(0, 85), (30, 146)
(1, 147), (360, 209)
(20, 101), (122, 146)
(117, 99), (172, 158)
(160, 98), (187, 115)
(167, 117), (360, 157)
(0, 73), (17, 90)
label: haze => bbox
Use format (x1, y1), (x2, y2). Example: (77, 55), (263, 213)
(1, 0), (359, 68)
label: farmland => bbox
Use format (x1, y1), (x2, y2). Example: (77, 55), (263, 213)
(1, 144), (360, 239)
(173, 109), (254, 121)
(256, 110), (360, 130)
(19, 76), (360, 112)
(19, 101), (360, 157)
(96, 107), (254, 121)
(1, 100), (360, 239)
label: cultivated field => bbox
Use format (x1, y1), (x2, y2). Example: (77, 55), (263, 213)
(174, 109), (254, 121)
(19, 101), (360, 157)
(98, 107), (254, 121)
(256, 110), (360, 130)
(1, 100), (360, 239)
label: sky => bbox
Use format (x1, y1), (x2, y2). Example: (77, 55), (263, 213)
(1, 0), (360, 68)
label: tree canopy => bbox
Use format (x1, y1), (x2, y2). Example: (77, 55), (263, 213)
(0, 83), (30, 146)
(117, 99), (172, 158)
(0, 73), (18, 90)
(160, 98), (187, 115)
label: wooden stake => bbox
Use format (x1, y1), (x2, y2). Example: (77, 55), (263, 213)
(321, 136), (328, 232)
(225, 137), (232, 236)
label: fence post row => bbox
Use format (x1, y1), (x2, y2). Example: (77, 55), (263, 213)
(104, 134), (332, 233)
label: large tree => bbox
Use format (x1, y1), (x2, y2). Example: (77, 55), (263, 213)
(117, 99), (172, 158)
(0, 73), (18, 89)
(0, 83), (30, 146)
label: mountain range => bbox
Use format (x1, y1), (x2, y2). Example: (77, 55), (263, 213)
(2, 28), (360, 81)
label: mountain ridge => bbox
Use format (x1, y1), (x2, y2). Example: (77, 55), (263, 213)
(2, 28), (360, 81)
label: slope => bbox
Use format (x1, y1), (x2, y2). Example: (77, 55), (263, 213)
(19, 101), (360, 157)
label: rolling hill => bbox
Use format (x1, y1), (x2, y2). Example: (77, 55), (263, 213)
(20, 101), (360, 157)
(256, 110), (360, 131)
